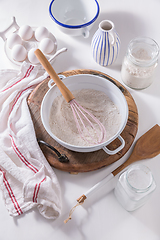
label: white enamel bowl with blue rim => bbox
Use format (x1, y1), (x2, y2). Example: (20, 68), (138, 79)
(49, 0), (100, 38)
(41, 74), (128, 155)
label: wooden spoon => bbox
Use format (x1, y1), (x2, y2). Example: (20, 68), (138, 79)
(64, 124), (160, 223)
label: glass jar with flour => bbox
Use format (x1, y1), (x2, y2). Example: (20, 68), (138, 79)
(121, 37), (159, 89)
(114, 164), (156, 211)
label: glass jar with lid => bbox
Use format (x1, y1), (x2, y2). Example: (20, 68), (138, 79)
(114, 164), (156, 211)
(121, 37), (159, 89)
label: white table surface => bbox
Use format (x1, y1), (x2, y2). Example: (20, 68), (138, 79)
(0, 0), (160, 239)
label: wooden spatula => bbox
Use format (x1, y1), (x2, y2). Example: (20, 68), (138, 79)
(64, 124), (160, 223)
(112, 124), (160, 175)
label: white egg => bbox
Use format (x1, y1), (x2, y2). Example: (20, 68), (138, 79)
(35, 26), (49, 41)
(28, 48), (39, 64)
(12, 44), (27, 62)
(19, 25), (33, 40)
(39, 38), (54, 54)
(7, 33), (22, 49)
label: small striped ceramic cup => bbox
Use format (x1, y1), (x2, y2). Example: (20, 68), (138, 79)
(91, 20), (120, 66)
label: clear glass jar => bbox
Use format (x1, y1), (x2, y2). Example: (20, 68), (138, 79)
(121, 37), (159, 89)
(114, 164), (156, 211)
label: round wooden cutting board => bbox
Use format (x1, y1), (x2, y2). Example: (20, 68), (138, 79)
(27, 69), (138, 173)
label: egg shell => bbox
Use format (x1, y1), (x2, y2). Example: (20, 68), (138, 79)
(19, 25), (33, 40)
(7, 33), (22, 49)
(35, 26), (49, 41)
(28, 48), (39, 64)
(39, 38), (54, 54)
(12, 44), (27, 62)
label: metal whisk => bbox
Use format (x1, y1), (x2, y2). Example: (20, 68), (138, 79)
(34, 49), (106, 145)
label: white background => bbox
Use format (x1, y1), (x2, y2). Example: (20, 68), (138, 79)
(0, 0), (160, 239)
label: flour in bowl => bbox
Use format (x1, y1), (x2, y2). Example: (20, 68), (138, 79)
(49, 89), (121, 146)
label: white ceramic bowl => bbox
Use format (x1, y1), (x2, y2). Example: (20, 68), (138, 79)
(49, 0), (100, 38)
(41, 74), (128, 155)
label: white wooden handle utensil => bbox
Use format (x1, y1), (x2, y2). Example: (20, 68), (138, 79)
(64, 124), (160, 223)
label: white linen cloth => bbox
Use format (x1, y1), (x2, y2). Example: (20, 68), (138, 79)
(0, 62), (62, 219)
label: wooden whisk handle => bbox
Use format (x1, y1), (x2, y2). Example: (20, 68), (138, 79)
(34, 49), (74, 103)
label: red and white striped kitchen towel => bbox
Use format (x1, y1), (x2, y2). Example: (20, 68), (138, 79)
(0, 62), (62, 219)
